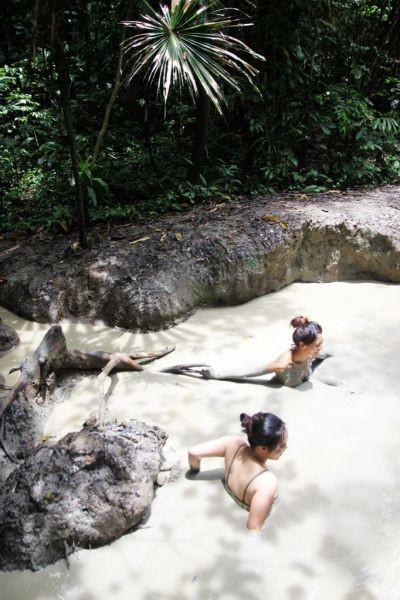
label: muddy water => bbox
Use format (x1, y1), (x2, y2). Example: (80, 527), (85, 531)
(0, 282), (399, 600)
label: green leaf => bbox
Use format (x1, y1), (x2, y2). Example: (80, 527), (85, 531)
(87, 187), (97, 206)
(122, 0), (264, 113)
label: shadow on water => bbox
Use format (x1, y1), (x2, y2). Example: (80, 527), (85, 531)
(185, 468), (225, 481)
(0, 563), (99, 600)
(317, 475), (400, 600)
(141, 541), (266, 600)
(50, 285), (303, 361)
(1, 283), (400, 599)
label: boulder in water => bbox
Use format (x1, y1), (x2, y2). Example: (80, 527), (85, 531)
(0, 419), (169, 571)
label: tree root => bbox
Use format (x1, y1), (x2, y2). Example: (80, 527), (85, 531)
(0, 325), (175, 460)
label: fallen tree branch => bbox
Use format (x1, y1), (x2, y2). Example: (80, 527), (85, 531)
(0, 325), (175, 459)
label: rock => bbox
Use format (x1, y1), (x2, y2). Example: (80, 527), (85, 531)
(0, 419), (168, 571)
(0, 185), (400, 331)
(0, 318), (19, 358)
(159, 445), (182, 483)
(83, 409), (118, 429)
(156, 471), (170, 486)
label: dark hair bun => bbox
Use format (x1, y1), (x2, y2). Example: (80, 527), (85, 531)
(290, 316), (322, 346)
(290, 316), (309, 328)
(240, 413), (253, 434)
(241, 412), (286, 450)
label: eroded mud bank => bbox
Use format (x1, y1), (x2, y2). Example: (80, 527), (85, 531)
(0, 186), (399, 331)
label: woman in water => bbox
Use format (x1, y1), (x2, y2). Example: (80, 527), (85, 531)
(263, 315), (324, 387)
(164, 316), (325, 388)
(188, 412), (287, 530)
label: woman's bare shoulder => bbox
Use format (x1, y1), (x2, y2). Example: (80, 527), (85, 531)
(227, 435), (247, 447)
(273, 350), (292, 370)
(256, 470), (278, 493)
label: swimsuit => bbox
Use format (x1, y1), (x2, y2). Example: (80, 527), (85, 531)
(274, 356), (312, 387)
(222, 444), (268, 512)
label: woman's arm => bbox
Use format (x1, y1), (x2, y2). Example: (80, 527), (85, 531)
(263, 351), (292, 374)
(246, 473), (278, 531)
(201, 351), (292, 380)
(188, 435), (241, 472)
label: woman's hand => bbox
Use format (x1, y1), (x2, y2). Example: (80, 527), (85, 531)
(188, 453), (201, 473)
(187, 436), (241, 472)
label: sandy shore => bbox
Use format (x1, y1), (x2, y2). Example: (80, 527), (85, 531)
(0, 281), (399, 600)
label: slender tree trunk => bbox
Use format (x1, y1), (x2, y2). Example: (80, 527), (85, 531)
(93, 1), (133, 163)
(28, 0), (42, 77)
(92, 50), (125, 163)
(143, 94), (160, 174)
(51, 0), (87, 247)
(189, 87), (210, 182)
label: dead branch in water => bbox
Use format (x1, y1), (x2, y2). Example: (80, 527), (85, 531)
(0, 325), (174, 458)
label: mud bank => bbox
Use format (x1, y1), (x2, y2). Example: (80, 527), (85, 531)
(0, 185), (399, 330)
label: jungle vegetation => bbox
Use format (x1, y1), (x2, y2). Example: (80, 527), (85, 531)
(1, 0), (399, 244)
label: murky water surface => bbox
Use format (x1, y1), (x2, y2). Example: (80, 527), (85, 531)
(0, 282), (399, 600)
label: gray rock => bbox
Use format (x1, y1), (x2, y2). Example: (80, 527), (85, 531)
(0, 419), (168, 571)
(0, 318), (19, 358)
(160, 445), (182, 483)
(156, 470), (171, 486)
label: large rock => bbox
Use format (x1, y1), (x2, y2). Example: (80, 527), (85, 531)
(0, 420), (168, 571)
(0, 185), (399, 331)
(0, 317), (19, 358)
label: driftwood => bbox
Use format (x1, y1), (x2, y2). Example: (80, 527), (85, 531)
(0, 325), (174, 459)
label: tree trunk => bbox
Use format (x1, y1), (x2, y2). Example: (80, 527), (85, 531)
(143, 94), (160, 174)
(189, 87), (210, 182)
(28, 0), (42, 77)
(51, 0), (87, 247)
(93, 1), (133, 163)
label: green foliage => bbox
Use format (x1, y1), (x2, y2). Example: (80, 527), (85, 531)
(0, 63), (73, 232)
(79, 157), (110, 207)
(122, 0), (263, 113)
(1, 0), (400, 235)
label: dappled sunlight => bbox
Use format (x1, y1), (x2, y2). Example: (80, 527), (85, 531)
(1, 281), (400, 599)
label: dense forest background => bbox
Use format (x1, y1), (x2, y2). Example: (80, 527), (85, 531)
(1, 0), (399, 239)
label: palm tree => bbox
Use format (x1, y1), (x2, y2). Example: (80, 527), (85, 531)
(122, 0), (264, 178)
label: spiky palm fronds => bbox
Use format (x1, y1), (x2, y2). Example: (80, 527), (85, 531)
(122, 0), (264, 113)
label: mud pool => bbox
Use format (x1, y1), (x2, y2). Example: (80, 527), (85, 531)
(0, 281), (399, 600)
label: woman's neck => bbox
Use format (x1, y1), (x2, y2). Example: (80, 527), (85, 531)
(292, 346), (310, 362)
(250, 447), (267, 467)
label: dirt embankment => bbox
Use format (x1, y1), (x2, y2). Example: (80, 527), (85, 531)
(0, 185), (399, 331)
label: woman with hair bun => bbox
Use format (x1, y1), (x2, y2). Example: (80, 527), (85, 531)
(270, 316), (324, 387)
(165, 316), (325, 388)
(188, 412), (287, 530)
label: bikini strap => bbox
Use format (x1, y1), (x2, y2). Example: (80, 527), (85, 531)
(242, 469), (268, 504)
(225, 444), (247, 487)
